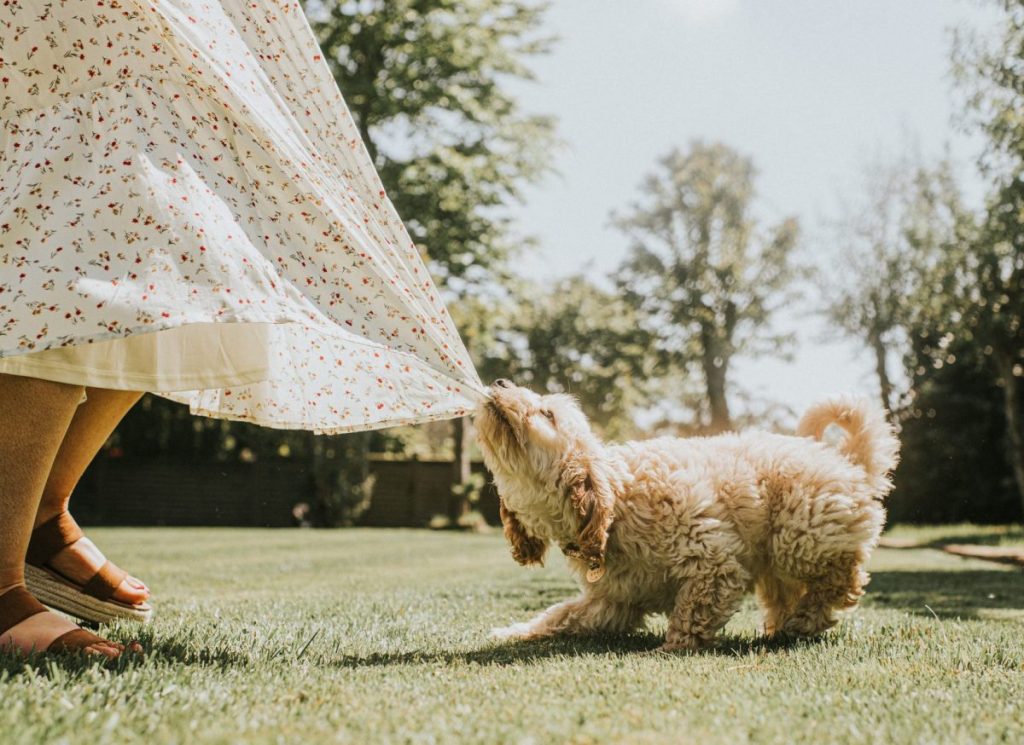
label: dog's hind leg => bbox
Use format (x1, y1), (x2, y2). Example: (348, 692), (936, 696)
(756, 573), (805, 636)
(780, 555), (868, 637)
(661, 555), (749, 652)
(491, 595), (641, 641)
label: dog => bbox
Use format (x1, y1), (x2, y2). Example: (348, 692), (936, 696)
(476, 380), (899, 651)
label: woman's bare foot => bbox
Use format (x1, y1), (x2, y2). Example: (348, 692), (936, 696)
(0, 587), (140, 658)
(42, 533), (150, 606)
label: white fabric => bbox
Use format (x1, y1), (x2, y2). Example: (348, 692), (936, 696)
(0, 324), (273, 392)
(0, 0), (486, 433)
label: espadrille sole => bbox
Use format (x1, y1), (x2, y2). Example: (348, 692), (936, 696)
(24, 564), (152, 625)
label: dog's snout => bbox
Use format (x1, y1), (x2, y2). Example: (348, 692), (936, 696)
(493, 378), (512, 389)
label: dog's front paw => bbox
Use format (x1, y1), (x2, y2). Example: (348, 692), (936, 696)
(489, 622), (533, 641)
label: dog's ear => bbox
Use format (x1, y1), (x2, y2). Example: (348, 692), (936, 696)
(561, 452), (615, 569)
(499, 500), (547, 566)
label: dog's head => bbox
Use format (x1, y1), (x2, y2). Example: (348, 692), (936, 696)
(476, 380), (615, 571)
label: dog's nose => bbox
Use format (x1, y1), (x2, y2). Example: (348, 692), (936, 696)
(493, 378), (512, 389)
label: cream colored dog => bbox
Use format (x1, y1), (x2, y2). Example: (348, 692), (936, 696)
(476, 380), (899, 652)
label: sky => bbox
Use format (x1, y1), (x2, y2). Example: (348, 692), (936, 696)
(505, 0), (996, 420)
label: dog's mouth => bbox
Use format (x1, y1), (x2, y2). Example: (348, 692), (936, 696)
(487, 400), (514, 431)
(484, 399), (528, 451)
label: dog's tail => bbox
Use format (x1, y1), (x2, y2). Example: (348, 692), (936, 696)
(797, 396), (900, 490)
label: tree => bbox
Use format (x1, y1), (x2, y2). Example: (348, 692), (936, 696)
(822, 155), (968, 418)
(891, 329), (1021, 523)
(614, 142), (801, 433)
(308, 431), (376, 527)
(445, 276), (651, 454)
(948, 1), (1024, 512)
(512, 276), (652, 439)
(303, 0), (557, 290)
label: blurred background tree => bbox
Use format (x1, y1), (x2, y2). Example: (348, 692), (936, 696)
(892, 331), (1019, 523)
(304, 0), (556, 291)
(818, 0), (1024, 522)
(939, 0), (1024, 514)
(821, 154), (969, 418)
(509, 275), (652, 440)
(615, 142), (801, 433)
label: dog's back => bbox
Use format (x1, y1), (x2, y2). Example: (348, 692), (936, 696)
(606, 398), (899, 593)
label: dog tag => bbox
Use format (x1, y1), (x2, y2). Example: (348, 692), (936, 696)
(586, 564), (606, 583)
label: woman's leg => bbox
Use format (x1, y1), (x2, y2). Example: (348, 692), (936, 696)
(0, 374), (125, 657)
(34, 387), (149, 605)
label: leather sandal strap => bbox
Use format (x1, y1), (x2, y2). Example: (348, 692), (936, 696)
(26, 512), (84, 566)
(0, 586), (48, 634)
(47, 627), (111, 653)
(81, 561), (128, 602)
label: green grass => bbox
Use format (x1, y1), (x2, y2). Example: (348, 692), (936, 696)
(2, 528), (1022, 744)
(884, 523), (1024, 549)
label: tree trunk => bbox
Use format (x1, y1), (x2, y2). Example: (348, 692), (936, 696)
(868, 328), (895, 419)
(700, 334), (732, 433)
(356, 110), (378, 165)
(994, 351), (1024, 516)
(449, 416), (473, 522)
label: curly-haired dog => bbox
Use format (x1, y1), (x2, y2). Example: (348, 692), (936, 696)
(476, 380), (899, 651)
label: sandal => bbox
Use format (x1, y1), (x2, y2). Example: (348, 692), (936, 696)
(24, 513), (152, 625)
(0, 586), (135, 656)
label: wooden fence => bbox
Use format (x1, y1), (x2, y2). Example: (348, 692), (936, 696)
(73, 455), (501, 528)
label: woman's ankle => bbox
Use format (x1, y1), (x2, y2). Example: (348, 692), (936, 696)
(0, 572), (25, 598)
(33, 491), (72, 530)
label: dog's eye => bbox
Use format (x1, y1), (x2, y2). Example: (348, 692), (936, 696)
(541, 409), (556, 424)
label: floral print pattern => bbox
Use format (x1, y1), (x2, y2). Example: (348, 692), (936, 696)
(0, 0), (485, 433)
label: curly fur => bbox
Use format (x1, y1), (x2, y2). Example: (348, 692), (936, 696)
(476, 383), (899, 651)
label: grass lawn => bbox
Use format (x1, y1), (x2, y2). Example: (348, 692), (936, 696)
(2, 528), (1022, 744)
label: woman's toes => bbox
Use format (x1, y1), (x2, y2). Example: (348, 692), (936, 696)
(116, 578), (150, 604)
(86, 642), (121, 659)
(47, 536), (150, 606)
(0, 607), (130, 658)
(89, 639), (144, 659)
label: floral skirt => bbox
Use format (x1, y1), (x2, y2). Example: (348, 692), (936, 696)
(0, 1), (484, 433)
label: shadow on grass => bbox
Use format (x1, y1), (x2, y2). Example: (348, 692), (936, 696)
(943, 533), (1023, 548)
(920, 528), (1024, 549)
(0, 627), (259, 675)
(883, 529), (1024, 557)
(325, 631), (823, 669)
(0, 630), (826, 677)
(0, 645), (148, 677)
(867, 568), (1024, 620)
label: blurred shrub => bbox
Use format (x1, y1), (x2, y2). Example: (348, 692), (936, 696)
(890, 338), (1021, 523)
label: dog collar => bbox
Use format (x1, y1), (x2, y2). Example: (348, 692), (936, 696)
(560, 543), (606, 583)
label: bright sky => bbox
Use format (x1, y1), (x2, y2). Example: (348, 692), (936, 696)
(508, 0), (994, 421)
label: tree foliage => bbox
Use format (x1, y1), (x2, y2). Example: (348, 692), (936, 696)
(511, 277), (651, 439)
(440, 276), (652, 439)
(303, 0), (557, 290)
(615, 142), (801, 433)
(826, 1), (1024, 521)
(891, 331), (1021, 523)
(822, 155), (970, 416)
(942, 0), (1024, 513)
